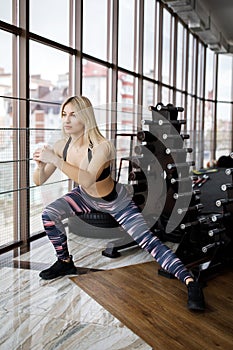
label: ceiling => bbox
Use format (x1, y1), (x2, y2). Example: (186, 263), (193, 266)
(162, 0), (233, 54)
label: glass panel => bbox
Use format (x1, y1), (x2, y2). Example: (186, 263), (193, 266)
(176, 91), (185, 110)
(188, 33), (196, 94)
(143, 80), (158, 107)
(162, 8), (171, 85)
(83, 0), (108, 61)
(118, 0), (135, 70)
(204, 101), (214, 167)
(205, 48), (214, 99)
(161, 87), (172, 105)
(176, 22), (185, 90)
(186, 96), (195, 152)
(0, 30), (13, 96)
(216, 103), (232, 159)
(30, 41), (69, 98)
(82, 60), (108, 106)
(29, 101), (69, 236)
(0, 0), (12, 24)
(217, 55), (233, 102)
(118, 72), (136, 107)
(195, 99), (203, 169)
(117, 72), (138, 181)
(29, 0), (70, 45)
(0, 97), (17, 245)
(143, 0), (156, 78)
(197, 43), (204, 98)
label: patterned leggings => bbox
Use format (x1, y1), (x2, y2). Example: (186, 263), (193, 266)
(42, 183), (192, 284)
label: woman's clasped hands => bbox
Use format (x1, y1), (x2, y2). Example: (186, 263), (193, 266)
(33, 144), (56, 165)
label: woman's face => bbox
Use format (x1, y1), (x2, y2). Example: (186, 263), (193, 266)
(62, 102), (85, 136)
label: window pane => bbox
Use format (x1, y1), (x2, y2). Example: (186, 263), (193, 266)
(161, 87), (172, 105)
(30, 41), (69, 99)
(216, 103), (232, 159)
(143, 0), (156, 78)
(204, 101), (214, 166)
(0, 30), (13, 96)
(117, 72), (137, 179)
(143, 80), (158, 107)
(118, 0), (135, 70)
(197, 43), (204, 98)
(186, 96), (195, 150)
(118, 72), (135, 107)
(29, 101), (68, 236)
(195, 99), (204, 169)
(217, 55), (233, 101)
(176, 22), (185, 90)
(0, 97), (18, 245)
(162, 8), (171, 85)
(117, 72), (139, 184)
(188, 34), (196, 94)
(82, 60), (108, 106)
(176, 91), (184, 110)
(205, 48), (214, 99)
(29, 0), (70, 45)
(83, 0), (108, 61)
(0, 0), (12, 24)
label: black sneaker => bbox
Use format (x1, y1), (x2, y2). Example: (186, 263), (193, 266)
(39, 256), (77, 280)
(187, 281), (205, 311)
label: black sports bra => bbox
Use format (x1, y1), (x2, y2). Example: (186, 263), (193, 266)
(62, 137), (111, 182)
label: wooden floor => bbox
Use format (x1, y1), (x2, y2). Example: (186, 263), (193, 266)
(71, 262), (233, 350)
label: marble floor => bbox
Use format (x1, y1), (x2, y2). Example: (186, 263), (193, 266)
(0, 229), (172, 350)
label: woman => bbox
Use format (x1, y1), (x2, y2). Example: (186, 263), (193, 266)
(33, 95), (205, 311)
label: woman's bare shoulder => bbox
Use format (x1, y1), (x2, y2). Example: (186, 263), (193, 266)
(93, 140), (116, 159)
(53, 138), (67, 156)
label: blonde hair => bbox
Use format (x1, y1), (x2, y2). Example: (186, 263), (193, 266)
(61, 96), (104, 144)
(61, 96), (115, 157)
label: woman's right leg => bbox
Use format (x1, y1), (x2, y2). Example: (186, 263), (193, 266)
(40, 186), (94, 279)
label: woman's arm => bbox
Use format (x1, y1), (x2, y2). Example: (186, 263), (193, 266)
(33, 162), (57, 186)
(37, 142), (114, 188)
(32, 145), (57, 185)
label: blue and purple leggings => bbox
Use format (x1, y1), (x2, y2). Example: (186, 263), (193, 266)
(42, 183), (192, 284)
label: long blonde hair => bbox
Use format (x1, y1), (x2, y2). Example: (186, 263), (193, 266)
(61, 95), (115, 157)
(61, 96), (104, 144)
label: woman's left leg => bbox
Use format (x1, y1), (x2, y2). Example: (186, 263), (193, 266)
(111, 199), (205, 310)
(112, 199), (192, 284)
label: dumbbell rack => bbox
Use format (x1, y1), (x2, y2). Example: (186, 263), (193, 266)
(137, 103), (201, 240)
(133, 103), (233, 280)
(103, 103), (233, 281)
